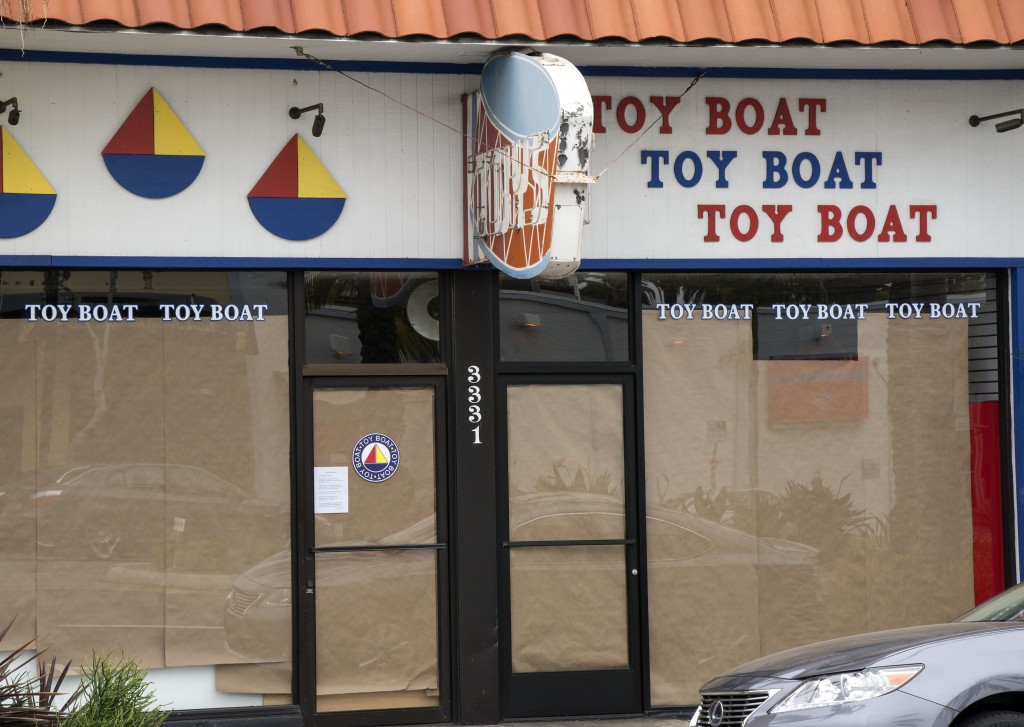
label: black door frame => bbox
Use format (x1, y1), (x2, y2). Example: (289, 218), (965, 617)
(495, 371), (644, 718)
(296, 375), (452, 727)
(284, 270), (663, 723)
(290, 271), (455, 727)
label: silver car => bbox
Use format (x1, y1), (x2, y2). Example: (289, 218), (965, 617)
(693, 582), (1024, 727)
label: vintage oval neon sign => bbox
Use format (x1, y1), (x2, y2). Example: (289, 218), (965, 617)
(466, 51), (594, 280)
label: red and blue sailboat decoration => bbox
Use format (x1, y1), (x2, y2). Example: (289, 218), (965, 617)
(248, 134), (347, 240)
(102, 88), (205, 198)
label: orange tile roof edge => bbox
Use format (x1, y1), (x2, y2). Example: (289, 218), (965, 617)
(3, 0), (1023, 47)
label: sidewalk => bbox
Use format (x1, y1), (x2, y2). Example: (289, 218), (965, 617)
(473, 717), (693, 727)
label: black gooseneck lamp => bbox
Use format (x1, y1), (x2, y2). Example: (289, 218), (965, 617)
(0, 97), (20, 125)
(289, 103), (326, 137)
(969, 108), (1024, 133)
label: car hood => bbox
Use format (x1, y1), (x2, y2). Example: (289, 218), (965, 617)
(236, 549), (291, 587)
(711, 622), (1012, 681)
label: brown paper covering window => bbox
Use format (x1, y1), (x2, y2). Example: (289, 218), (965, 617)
(643, 311), (975, 705)
(510, 545), (628, 672)
(0, 309), (292, 689)
(301, 387), (441, 707)
(506, 384), (626, 541)
(314, 550), (439, 708)
(311, 387), (437, 547)
(505, 384), (630, 672)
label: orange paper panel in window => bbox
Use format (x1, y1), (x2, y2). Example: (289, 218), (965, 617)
(768, 358), (869, 423)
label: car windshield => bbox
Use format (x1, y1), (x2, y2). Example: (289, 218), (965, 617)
(954, 582), (1024, 623)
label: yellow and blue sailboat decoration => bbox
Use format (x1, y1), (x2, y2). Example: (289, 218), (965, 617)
(0, 126), (57, 238)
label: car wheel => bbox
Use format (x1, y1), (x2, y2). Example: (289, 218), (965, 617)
(354, 623), (416, 680)
(88, 528), (122, 559)
(958, 711), (1024, 727)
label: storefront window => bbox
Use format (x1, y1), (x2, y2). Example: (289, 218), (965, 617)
(641, 271), (1004, 706)
(499, 272), (629, 361)
(0, 270), (292, 710)
(304, 272), (441, 365)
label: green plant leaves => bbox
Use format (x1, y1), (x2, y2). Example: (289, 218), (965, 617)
(63, 654), (167, 727)
(0, 618), (82, 727)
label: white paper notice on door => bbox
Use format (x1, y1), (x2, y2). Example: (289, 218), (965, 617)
(314, 466), (349, 514)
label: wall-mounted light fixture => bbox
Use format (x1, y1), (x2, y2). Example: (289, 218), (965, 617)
(289, 103), (326, 137)
(0, 97), (20, 125)
(517, 313), (542, 328)
(969, 108), (1024, 133)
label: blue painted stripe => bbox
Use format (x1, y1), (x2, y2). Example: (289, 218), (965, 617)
(0, 259), (1011, 276)
(1012, 268), (1024, 580)
(0, 256), (1016, 271)
(0, 256), (468, 269)
(0, 48), (481, 74)
(5, 47), (1024, 81)
(580, 258), (1022, 270)
(579, 66), (1024, 81)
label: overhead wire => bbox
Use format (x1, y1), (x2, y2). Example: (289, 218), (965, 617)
(291, 46), (705, 182)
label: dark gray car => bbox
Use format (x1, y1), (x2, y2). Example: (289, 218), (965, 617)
(692, 582), (1024, 727)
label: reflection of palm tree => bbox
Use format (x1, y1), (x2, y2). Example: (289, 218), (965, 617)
(729, 472), (870, 560)
(67, 322), (112, 454)
(304, 272), (355, 314)
(45, 271), (116, 455)
(305, 273), (399, 362)
(355, 276), (400, 363)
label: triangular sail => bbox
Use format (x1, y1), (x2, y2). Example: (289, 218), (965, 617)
(249, 135), (299, 198)
(103, 88), (155, 155)
(297, 135), (345, 199)
(1, 127), (55, 195)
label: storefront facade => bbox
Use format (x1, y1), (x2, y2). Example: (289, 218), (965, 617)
(0, 8), (1022, 727)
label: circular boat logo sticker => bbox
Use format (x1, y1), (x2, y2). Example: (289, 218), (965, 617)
(352, 433), (400, 482)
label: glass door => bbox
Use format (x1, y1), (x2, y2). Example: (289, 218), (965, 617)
(498, 376), (642, 717)
(302, 380), (450, 727)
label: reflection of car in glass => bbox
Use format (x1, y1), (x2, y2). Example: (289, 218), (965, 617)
(507, 492), (821, 673)
(223, 493), (818, 688)
(691, 581), (1024, 727)
(6, 464), (288, 569)
(224, 515), (439, 692)
(0, 465), (96, 552)
(509, 492), (819, 570)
